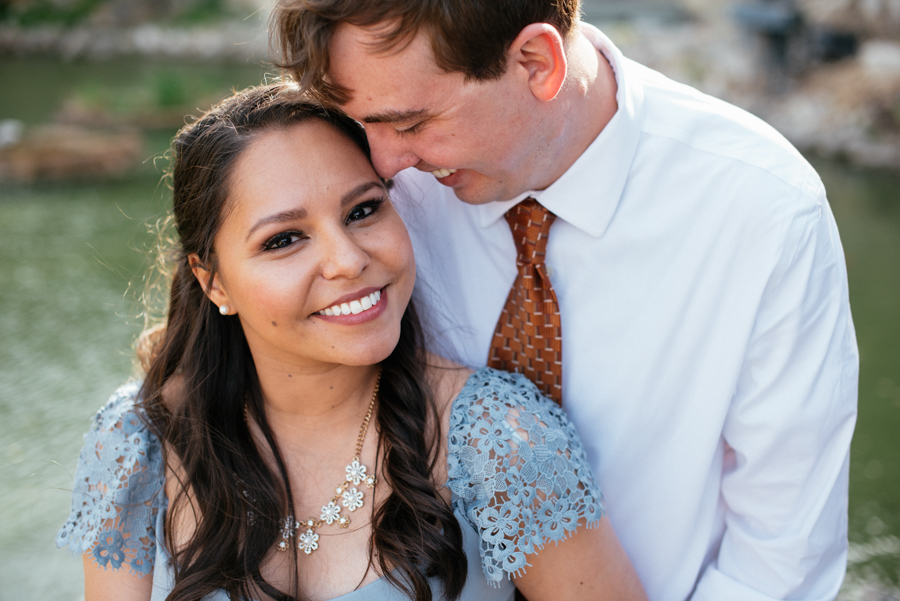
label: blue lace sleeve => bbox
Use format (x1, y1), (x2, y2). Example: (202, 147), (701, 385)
(446, 367), (605, 587)
(56, 382), (165, 577)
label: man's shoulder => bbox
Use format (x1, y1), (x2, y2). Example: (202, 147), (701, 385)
(627, 58), (823, 202)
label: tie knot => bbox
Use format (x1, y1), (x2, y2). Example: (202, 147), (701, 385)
(505, 198), (556, 265)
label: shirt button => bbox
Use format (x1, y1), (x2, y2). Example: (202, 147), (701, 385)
(546, 265), (555, 278)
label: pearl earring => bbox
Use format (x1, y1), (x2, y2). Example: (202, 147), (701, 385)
(219, 305), (229, 315)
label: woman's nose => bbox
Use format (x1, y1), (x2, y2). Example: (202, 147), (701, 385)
(320, 230), (369, 280)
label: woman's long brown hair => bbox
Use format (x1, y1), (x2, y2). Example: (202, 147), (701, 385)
(138, 83), (467, 601)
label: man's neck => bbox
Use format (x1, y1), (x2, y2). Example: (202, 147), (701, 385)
(534, 27), (618, 192)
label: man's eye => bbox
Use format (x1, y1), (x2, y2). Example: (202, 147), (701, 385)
(263, 231), (303, 251)
(346, 198), (385, 223)
(396, 122), (423, 136)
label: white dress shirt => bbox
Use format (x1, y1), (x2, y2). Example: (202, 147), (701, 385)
(392, 24), (859, 601)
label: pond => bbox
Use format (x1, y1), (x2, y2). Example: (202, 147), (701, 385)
(0, 59), (898, 599)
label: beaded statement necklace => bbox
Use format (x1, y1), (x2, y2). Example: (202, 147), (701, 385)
(261, 371), (381, 556)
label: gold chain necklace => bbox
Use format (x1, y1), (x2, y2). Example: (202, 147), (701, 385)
(272, 370), (381, 555)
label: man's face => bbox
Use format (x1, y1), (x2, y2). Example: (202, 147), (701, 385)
(328, 24), (546, 205)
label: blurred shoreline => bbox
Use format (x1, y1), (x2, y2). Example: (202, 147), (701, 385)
(3, 3), (900, 171)
(0, 21), (266, 63)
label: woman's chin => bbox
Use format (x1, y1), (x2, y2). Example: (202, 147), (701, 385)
(337, 336), (402, 368)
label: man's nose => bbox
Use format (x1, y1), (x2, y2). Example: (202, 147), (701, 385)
(365, 126), (420, 179)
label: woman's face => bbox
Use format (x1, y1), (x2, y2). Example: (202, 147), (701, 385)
(198, 119), (415, 371)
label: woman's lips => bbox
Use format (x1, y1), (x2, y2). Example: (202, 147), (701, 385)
(314, 288), (387, 325)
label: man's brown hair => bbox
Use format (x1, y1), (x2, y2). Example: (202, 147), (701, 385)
(273, 0), (582, 104)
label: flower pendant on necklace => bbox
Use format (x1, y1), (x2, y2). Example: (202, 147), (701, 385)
(298, 529), (319, 555)
(342, 486), (364, 511)
(320, 501), (341, 525)
(345, 459), (367, 485)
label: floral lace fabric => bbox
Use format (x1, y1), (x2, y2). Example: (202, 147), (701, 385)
(447, 368), (605, 586)
(56, 381), (165, 576)
(57, 368), (604, 585)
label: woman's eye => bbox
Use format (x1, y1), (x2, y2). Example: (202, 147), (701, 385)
(263, 231), (303, 251)
(346, 198), (385, 224)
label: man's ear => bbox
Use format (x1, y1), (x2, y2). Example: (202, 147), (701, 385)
(508, 23), (568, 102)
(188, 253), (232, 313)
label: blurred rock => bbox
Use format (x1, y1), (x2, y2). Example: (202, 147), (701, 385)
(798, 0), (900, 39)
(602, 12), (900, 169)
(0, 21), (267, 61)
(3, 0), (263, 28)
(0, 124), (143, 181)
(860, 39), (900, 75)
(0, 119), (25, 148)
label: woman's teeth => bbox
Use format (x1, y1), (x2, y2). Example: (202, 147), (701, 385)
(319, 290), (382, 316)
(430, 168), (457, 179)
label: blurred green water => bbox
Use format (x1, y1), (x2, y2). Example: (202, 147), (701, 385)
(1, 58), (271, 128)
(816, 160), (900, 595)
(0, 60), (898, 599)
(0, 173), (169, 598)
(0, 58), (266, 599)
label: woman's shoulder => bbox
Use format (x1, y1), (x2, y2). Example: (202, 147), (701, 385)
(445, 367), (605, 585)
(448, 366), (576, 436)
(90, 380), (149, 435)
(56, 381), (165, 577)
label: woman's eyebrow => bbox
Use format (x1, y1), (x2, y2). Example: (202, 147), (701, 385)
(341, 181), (385, 207)
(246, 207), (308, 241)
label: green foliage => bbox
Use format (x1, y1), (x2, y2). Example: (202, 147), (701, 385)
(175, 0), (231, 25)
(153, 71), (188, 108)
(2, 0), (238, 28)
(5, 0), (106, 27)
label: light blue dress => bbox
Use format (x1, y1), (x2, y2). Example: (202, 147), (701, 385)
(58, 367), (604, 600)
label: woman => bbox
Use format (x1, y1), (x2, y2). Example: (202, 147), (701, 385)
(57, 82), (647, 601)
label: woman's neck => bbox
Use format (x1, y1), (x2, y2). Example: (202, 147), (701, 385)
(251, 355), (381, 450)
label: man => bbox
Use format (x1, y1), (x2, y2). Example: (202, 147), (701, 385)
(273, 1), (858, 599)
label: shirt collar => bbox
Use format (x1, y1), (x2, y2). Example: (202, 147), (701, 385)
(475, 23), (645, 238)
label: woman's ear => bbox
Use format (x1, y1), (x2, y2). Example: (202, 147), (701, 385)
(188, 254), (232, 314)
(509, 23), (568, 102)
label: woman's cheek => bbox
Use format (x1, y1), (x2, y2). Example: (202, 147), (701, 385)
(243, 267), (313, 323)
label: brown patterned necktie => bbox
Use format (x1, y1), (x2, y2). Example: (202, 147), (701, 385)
(488, 198), (563, 405)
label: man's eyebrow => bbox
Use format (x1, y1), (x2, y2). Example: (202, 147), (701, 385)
(362, 108), (428, 125)
(246, 208), (307, 241)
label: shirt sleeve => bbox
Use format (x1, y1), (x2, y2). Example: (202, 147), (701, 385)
(691, 188), (859, 600)
(56, 382), (165, 578)
(446, 368), (605, 587)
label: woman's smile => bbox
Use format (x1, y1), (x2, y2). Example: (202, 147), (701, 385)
(316, 288), (387, 325)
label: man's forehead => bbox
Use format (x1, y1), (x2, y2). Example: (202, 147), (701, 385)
(328, 24), (449, 122)
(328, 23), (446, 89)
